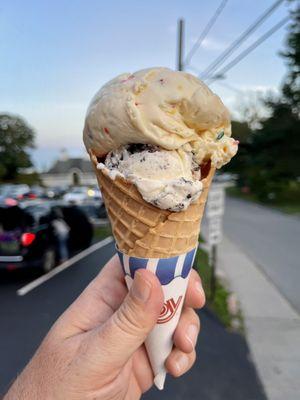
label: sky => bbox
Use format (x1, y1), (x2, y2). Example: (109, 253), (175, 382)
(0, 0), (292, 170)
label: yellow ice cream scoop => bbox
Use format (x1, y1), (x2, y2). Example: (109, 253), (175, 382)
(83, 67), (237, 168)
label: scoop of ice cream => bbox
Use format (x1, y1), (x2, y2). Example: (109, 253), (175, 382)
(84, 67), (237, 168)
(98, 144), (203, 211)
(189, 128), (239, 169)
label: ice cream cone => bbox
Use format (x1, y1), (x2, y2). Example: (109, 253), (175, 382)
(90, 151), (215, 258)
(84, 67), (237, 390)
(89, 151), (215, 389)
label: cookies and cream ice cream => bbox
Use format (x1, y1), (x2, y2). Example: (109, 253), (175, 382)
(84, 67), (238, 211)
(98, 144), (202, 211)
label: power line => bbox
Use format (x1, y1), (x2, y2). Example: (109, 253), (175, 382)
(207, 15), (290, 84)
(184, 0), (229, 66)
(185, 64), (202, 75)
(186, 65), (242, 94)
(200, 0), (286, 80)
(213, 80), (243, 94)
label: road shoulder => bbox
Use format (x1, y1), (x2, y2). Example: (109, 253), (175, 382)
(218, 236), (300, 400)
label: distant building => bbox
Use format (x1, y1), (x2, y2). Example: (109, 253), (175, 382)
(41, 150), (96, 187)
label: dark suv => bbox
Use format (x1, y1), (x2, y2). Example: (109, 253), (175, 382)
(0, 202), (93, 273)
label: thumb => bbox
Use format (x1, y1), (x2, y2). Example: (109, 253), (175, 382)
(87, 269), (164, 371)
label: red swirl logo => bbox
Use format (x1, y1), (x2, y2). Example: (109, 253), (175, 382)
(157, 296), (183, 324)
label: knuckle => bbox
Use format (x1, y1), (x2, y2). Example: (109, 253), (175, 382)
(193, 312), (201, 330)
(113, 299), (146, 336)
(185, 308), (200, 330)
(40, 331), (58, 353)
(199, 291), (206, 308)
(190, 350), (197, 367)
(178, 351), (197, 377)
(191, 269), (200, 280)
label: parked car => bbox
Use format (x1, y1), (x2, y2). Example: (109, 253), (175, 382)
(0, 184), (30, 200)
(23, 185), (46, 199)
(0, 202), (93, 273)
(63, 186), (103, 205)
(45, 186), (67, 199)
(87, 186), (102, 202)
(78, 201), (107, 224)
(63, 187), (89, 204)
(0, 184), (15, 198)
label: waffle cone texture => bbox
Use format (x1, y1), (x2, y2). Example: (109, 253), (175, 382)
(90, 151), (215, 258)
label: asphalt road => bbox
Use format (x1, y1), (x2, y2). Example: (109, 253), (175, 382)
(223, 197), (300, 313)
(0, 240), (266, 399)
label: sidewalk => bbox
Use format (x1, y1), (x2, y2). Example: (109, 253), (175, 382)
(218, 236), (300, 400)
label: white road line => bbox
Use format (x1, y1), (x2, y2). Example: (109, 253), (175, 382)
(17, 236), (114, 296)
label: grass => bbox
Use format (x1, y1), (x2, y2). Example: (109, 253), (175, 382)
(274, 204), (300, 214)
(194, 244), (242, 331)
(227, 186), (300, 215)
(93, 224), (112, 241)
(1, 173), (41, 185)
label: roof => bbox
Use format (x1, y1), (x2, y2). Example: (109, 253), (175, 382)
(47, 158), (94, 174)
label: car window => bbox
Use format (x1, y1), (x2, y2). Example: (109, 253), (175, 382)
(0, 206), (35, 230)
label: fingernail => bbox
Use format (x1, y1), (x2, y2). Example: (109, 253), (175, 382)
(131, 271), (152, 303)
(175, 353), (189, 374)
(186, 324), (198, 349)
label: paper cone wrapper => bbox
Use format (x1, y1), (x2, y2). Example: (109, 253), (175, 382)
(117, 247), (197, 390)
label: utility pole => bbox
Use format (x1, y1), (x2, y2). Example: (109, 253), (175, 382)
(177, 19), (184, 71)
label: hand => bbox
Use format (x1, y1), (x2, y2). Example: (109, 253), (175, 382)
(4, 254), (205, 400)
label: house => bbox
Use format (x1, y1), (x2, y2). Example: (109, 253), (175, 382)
(41, 151), (97, 187)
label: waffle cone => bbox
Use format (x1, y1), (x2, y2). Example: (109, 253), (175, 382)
(90, 151), (215, 258)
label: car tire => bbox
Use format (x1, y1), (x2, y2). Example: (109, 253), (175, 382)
(42, 248), (56, 273)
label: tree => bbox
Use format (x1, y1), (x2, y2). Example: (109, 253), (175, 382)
(222, 120), (253, 185)
(230, 4), (300, 202)
(0, 114), (36, 181)
(231, 120), (253, 144)
(246, 102), (299, 200)
(281, 3), (300, 115)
